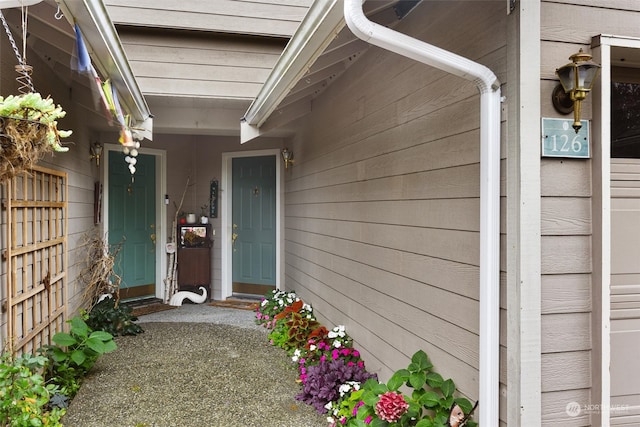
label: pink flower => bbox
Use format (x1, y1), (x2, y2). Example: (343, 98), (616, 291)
(332, 349), (340, 359)
(364, 416), (372, 424)
(353, 350), (360, 357)
(375, 391), (409, 423)
(353, 401), (365, 417)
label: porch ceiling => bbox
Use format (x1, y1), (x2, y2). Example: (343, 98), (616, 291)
(1, 0), (277, 138)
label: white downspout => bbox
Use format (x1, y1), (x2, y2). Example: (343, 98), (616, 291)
(344, 1), (501, 426)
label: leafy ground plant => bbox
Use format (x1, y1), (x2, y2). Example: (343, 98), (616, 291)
(85, 297), (144, 336)
(0, 352), (65, 426)
(348, 350), (477, 427)
(40, 315), (117, 397)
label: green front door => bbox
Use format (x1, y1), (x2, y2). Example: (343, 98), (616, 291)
(109, 152), (156, 299)
(232, 156), (276, 295)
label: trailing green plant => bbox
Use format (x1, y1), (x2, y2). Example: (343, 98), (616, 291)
(39, 315), (117, 397)
(0, 351), (65, 426)
(85, 297), (144, 336)
(347, 350), (477, 427)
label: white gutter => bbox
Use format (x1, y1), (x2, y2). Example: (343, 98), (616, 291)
(343, 1), (501, 425)
(240, 0), (342, 143)
(57, 0), (153, 140)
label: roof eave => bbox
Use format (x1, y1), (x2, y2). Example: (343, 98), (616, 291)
(240, 0), (344, 143)
(57, 0), (153, 140)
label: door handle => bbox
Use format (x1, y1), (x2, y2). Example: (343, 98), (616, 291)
(150, 233), (156, 245)
(232, 224), (238, 247)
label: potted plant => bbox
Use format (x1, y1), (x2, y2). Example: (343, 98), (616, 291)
(0, 92), (72, 180)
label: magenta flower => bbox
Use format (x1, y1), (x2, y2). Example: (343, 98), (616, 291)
(375, 391), (409, 423)
(364, 415), (372, 424)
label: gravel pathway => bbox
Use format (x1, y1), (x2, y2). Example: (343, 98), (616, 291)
(61, 304), (328, 427)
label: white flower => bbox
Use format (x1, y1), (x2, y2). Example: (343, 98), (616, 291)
(307, 314), (312, 319)
(325, 402), (333, 410)
(339, 383), (351, 396)
(292, 349), (301, 362)
(303, 303), (312, 311)
(261, 299), (268, 307)
(328, 331), (337, 339)
(326, 416), (334, 424)
(309, 344), (317, 351)
(333, 340), (342, 348)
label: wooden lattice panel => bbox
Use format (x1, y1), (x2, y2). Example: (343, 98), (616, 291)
(4, 165), (67, 355)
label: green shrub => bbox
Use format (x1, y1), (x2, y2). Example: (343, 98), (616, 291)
(85, 297), (144, 336)
(0, 352), (65, 427)
(40, 315), (117, 397)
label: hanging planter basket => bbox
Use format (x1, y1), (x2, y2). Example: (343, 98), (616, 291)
(0, 115), (51, 180)
(0, 93), (72, 181)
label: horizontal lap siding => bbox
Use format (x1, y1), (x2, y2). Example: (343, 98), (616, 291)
(104, 0), (312, 38)
(118, 31), (284, 100)
(283, 0), (505, 406)
(539, 1), (640, 423)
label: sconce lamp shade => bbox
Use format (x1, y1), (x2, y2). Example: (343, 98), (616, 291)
(281, 148), (294, 170)
(89, 142), (103, 167)
(556, 50), (600, 93)
(554, 49), (601, 132)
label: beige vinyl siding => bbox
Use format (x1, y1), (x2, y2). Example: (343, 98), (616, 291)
(540, 0), (640, 424)
(104, 0), (312, 38)
(117, 29), (286, 100)
(282, 0), (505, 408)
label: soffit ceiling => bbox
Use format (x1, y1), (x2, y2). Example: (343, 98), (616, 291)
(1, 0), (416, 138)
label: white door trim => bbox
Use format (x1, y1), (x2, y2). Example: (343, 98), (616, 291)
(220, 149), (283, 300)
(591, 33), (640, 426)
(102, 143), (167, 301)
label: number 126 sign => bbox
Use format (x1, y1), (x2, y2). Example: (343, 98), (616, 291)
(541, 118), (590, 158)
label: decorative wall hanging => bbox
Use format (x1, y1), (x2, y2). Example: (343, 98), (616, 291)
(210, 179), (219, 218)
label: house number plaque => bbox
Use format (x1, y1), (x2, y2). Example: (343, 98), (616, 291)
(541, 118), (590, 158)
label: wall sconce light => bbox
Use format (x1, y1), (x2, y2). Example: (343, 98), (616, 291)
(281, 148), (294, 170)
(552, 48), (601, 133)
(89, 142), (103, 167)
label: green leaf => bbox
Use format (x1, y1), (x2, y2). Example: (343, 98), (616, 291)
(425, 372), (444, 388)
(371, 382), (388, 395)
(364, 392), (380, 406)
(70, 349), (87, 366)
(411, 350), (432, 371)
(52, 332), (76, 347)
(415, 419), (435, 427)
(453, 397), (474, 414)
(370, 418), (389, 427)
(70, 316), (91, 337)
(103, 339), (117, 353)
(418, 391), (441, 408)
(409, 371), (427, 389)
(89, 330), (114, 342)
(85, 337), (106, 354)
(387, 372), (406, 391)
(50, 347), (68, 362)
(441, 379), (455, 398)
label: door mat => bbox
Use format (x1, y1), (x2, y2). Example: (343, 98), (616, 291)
(131, 303), (178, 317)
(209, 299), (259, 311)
